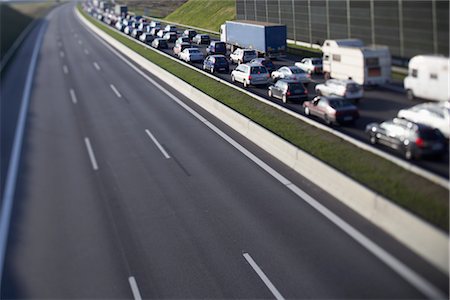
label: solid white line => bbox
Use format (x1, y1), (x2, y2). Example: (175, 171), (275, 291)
(69, 89), (78, 104)
(145, 129), (170, 159)
(84, 48), (89, 55)
(84, 137), (98, 170)
(243, 253), (285, 300)
(110, 84), (122, 98)
(63, 65), (69, 74)
(93, 61), (101, 71)
(59, 50), (65, 58)
(0, 21), (47, 289)
(128, 276), (142, 300)
(78, 14), (447, 299)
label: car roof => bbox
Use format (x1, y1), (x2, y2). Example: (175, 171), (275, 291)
(278, 79), (302, 84)
(210, 54), (226, 58)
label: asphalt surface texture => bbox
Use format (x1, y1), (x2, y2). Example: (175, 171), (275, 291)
(1, 2), (448, 299)
(115, 17), (450, 179)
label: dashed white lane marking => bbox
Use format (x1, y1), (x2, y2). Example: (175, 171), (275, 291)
(243, 253), (284, 300)
(84, 137), (98, 171)
(128, 276), (142, 300)
(84, 48), (89, 55)
(145, 129), (170, 159)
(63, 65), (69, 74)
(93, 61), (101, 71)
(69, 89), (77, 104)
(59, 50), (65, 58)
(110, 84), (122, 98)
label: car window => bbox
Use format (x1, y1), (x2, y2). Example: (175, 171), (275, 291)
(290, 67), (304, 74)
(275, 81), (284, 88)
(250, 66), (268, 74)
(288, 83), (305, 91)
(329, 99), (353, 108)
(318, 98), (328, 107)
(215, 56), (227, 63)
(244, 50), (256, 56)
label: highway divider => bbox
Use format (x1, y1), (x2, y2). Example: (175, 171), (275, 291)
(76, 7), (449, 274)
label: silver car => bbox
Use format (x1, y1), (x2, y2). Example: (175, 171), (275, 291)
(179, 48), (204, 62)
(231, 63), (270, 87)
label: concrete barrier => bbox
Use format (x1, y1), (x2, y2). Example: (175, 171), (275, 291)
(76, 8), (449, 274)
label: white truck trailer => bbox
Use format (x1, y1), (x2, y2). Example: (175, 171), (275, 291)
(404, 55), (450, 102)
(322, 39), (391, 86)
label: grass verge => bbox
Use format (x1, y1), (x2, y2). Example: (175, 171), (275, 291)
(79, 6), (449, 231)
(0, 2), (53, 61)
(164, 0), (235, 32)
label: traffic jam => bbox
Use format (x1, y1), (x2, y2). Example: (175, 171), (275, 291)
(85, 3), (449, 179)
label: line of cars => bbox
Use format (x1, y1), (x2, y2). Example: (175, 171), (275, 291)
(87, 5), (449, 162)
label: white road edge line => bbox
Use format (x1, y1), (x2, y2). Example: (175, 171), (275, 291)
(93, 61), (101, 71)
(0, 21), (47, 289)
(128, 276), (142, 300)
(110, 84), (122, 98)
(243, 253), (285, 300)
(84, 137), (99, 171)
(63, 65), (69, 74)
(69, 88), (78, 104)
(77, 14), (447, 299)
(59, 50), (65, 58)
(145, 129), (170, 159)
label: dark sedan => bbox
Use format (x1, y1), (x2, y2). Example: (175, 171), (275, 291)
(268, 80), (308, 103)
(203, 55), (230, 73)
(366, 118), (447, 160)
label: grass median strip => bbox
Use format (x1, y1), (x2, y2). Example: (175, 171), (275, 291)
(79, 6), (448, 231)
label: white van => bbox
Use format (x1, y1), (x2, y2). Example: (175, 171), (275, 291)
(322, 39), (391, 86)
(404, 55), (450, 102)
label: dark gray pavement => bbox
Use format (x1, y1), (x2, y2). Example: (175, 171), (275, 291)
(0, 2), (448, 299)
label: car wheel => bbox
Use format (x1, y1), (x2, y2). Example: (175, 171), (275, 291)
(210, 67), (214, 73)
(304, 107), (310, 115)
(369, 135), (377, 145)
(202, 64), (206, 70)
(324, 114), (332, 125)
(231, 75), (235, 83)
(243, 80), (248, 88)
(268, 90), (273, 97)
(406, 89), (415, 101)
(282, 94), (287, 103)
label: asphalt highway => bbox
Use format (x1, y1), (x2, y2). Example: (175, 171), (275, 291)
(1, 2), (448, 299)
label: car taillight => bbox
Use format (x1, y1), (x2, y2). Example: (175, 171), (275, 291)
(248, 75), (252, 80)
(415, 138), (425, 148)
(266, 74), (270, 78)
(335, 111), (342, 117)
(287, 91), (291, 96)
(305, 89), (308, 94)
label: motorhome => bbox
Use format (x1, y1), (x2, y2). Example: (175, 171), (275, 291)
(322, 39), (391, 86)
(404, 55), (450, 102)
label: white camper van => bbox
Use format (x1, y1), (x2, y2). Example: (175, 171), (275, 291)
(404, 55), (450, 102)
(322, 39), (391, 86)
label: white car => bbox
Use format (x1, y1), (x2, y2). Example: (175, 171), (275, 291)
(164, 24), (177, 32)
(295, 58), (323, 74)
(229, 48), (257, 64)
(157, 30), (168, 38)
(179, 48), (204, 62)
(315, 79), (363, 101)
(231, 63), (270, 88)
(124, 25), (133, 35)
(397, 102), (450, 138)
(271, 66), (310, 83)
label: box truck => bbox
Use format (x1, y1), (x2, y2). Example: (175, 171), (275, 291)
(404, 55), (450, 102)
(220, 20), (286, 58)
(115, 4), (128, 16)
(322, 39), (391, 86)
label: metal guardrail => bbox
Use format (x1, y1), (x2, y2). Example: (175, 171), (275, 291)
(90, 10), (448, 189)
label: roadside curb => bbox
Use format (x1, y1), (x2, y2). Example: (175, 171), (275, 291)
(77, 8), (449, 275)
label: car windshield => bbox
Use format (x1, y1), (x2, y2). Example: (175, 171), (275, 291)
(329, 99), (353, 108)
(311, 59), (322, 65)
(250, 66), (268, 74)
(419, 128), (444, 140)
(244, 50), (256, 56)
(346, 83), (360, 92)
(190, 50), (200, 54)
(290, 68), (304, 74)
(215, 43), (226, 51)
(215, 57), (227, 63)
(264, 60), (275, 68)
(288, 83), (305, 91)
